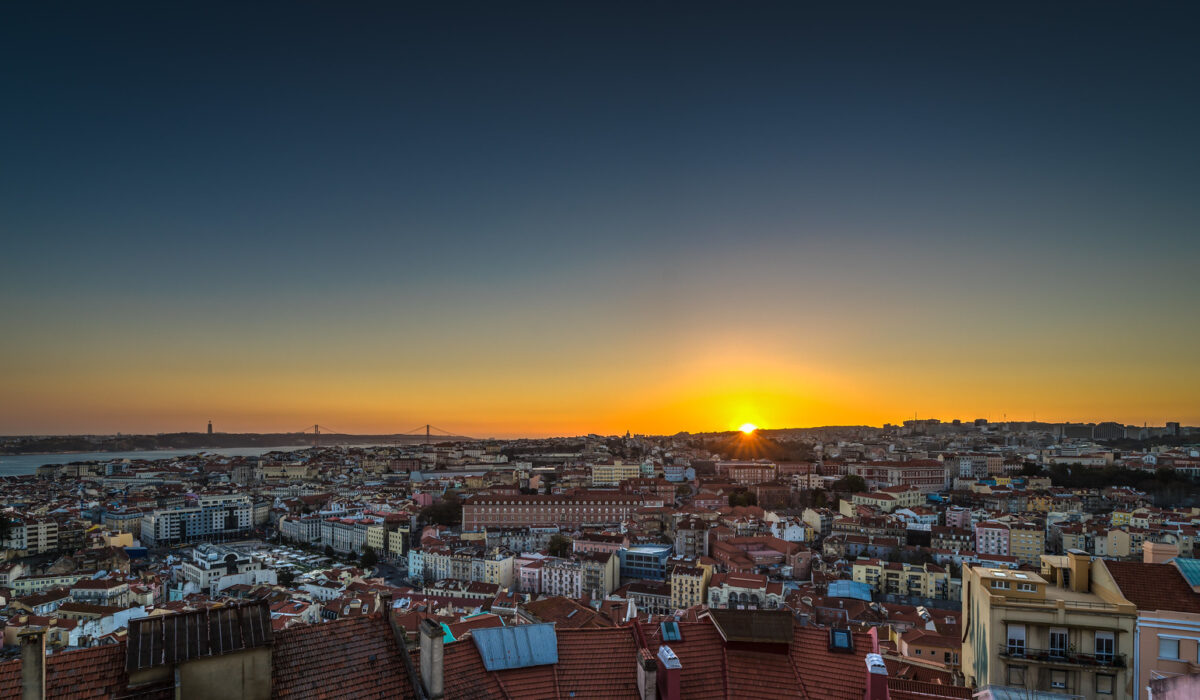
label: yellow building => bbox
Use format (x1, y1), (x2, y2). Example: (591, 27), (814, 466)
(1009, 523), (1046, 567)
(962, 552), (1136, 698)
(581, 551), (620, 597)
(670, 564), (712, 609)
(387, 525), (410, 561)
(1110, 511), (1132, 527)
(366, 525), (387, 555)
(590, 461), (643, 487)
(1028, 495), (1054, 513)
(852, 559), (951, 600)
(11, 573), (88, 596)
(850, 492), (900, 513)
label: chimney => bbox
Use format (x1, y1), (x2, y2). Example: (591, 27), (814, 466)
(656, 645), (682, 700)
(1144, 541), (1179, 565)
(19, 629), (46, 700)
(419, 618), (445, 699)
(863, 653), (889, 700)
(1066, 549), (1091, 593)
(636, 649), (657, 700)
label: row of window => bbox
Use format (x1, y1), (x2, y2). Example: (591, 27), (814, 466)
(1006, 666), (1114, 694)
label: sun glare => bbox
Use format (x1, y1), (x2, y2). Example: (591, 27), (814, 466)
(739, 423), (757, 434)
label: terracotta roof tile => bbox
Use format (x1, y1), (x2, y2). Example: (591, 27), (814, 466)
(0, 644), (173, 700)
(1104, 560), (1200, 613)
(272, 616), (415, 699)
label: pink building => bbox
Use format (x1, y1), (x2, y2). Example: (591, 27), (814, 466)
(516, 557), (544, 594)
(974, 521), (1010, 556)
(945, 507), (972, 529)
(572, 532), (627, 555)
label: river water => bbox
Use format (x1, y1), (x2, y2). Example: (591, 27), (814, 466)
(0, 446), (311, 477)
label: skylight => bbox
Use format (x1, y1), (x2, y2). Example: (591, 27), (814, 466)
(828, 628), (854, 653)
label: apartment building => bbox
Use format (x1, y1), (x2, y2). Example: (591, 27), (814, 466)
(589, 461), (645, 487)
(852, 559), (951, 600)
(579, 551), (619, 597)
(715, 461), (778, 486)
(462, 492), (645, 529)
(469, 551), (515, 589)
(542, 558), (583, 598)
(707, 572), (784, 609)
(802, 507), (835, 537)
(2, 518), (60, 555)
(279, 515), (322, 545)
(618, 543), (673, 581)
(974, 521), (1010, 557)
(673, 518), (710, 558)
(931, 527), (974, 553)
(847, 460), (949, 493)
(180, 543), (265, 596)
(850, 492), (902, 513)
(948, 453), (1002, 479)
(962, 551), (1136, 697)
(101, 508), (144, 537)
(320, 517), (374, 554)
(10, 572), (91, 597)
(669, 564), (711, 610)
(1009, 522), (1047, 567)
(140, 495), (252, 547)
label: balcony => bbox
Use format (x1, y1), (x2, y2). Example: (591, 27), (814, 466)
(999, 647), (1125, 669)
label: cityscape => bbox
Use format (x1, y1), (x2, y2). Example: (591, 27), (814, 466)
(3, 2), (1199, 700)
(3, 420), (1200, 699)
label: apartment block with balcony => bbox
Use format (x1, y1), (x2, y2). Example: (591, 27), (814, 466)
(1009, 522), (1047, 567)
(140, 495), (252, 547)
(669, 564), (710, 610)
(852, 559), (952, 600)
(962, 550), (1136, 698)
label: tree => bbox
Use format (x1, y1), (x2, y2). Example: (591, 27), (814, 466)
(547, 534), (572, 558)
(675, 484), (692, 499)
(812, 488), (827, 508)
(277, 569), (297, 587)
(1019, 463), (1043, 477)
(728, 490), (757, 508)
(324, 545), (335, 557)
(420, 493), (463, 527)
(833, 475), (866, 493)
(360, 546), (379, 569)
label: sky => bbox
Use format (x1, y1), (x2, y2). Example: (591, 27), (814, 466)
(2, 2), (1198, 438)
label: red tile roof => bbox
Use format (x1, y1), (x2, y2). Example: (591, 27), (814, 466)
(272, 616), (413, 699)
(1103, 560), (1200, 613)
(0, 644), (173, 700)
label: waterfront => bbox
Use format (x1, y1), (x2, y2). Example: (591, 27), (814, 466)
(0, 446), (309, 476)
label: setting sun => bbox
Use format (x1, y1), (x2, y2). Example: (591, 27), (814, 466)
(739, 423), (757, 434)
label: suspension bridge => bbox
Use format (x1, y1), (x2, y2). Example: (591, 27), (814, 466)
(292, 423), (475, 447)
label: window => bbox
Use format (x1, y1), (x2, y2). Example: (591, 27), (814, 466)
(1159, 637), (1180, 660)
(1006, 666), (1026, 686)
(991, 580), (1009, 589)
(1018, 583), (1036, 592)
(1007, 624), (1026, 655)
(1050, 670), (1067, 690)
(1095, 631), (1114, 663)
(1097, 674), (1114, 695)
(1049, 628), (1068, 656)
